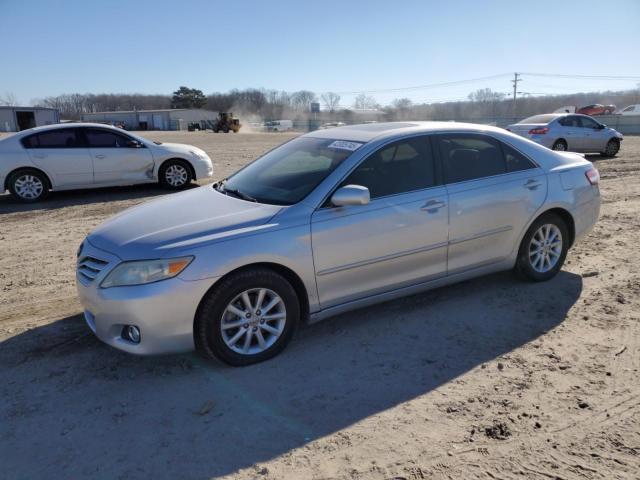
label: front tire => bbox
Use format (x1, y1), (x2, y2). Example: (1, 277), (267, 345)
(8, 169), (50, 202)
(159, 160), (192, 189)
(195, 268), (300, 366)
(601, 138), (620, 157)
(515, 213), (569, 282)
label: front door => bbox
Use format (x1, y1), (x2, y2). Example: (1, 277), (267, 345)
(311, 136), (449, 308)
(83, 128), (154, 184)
(579, 116), (606, 152)
(24, 127), (93, 186)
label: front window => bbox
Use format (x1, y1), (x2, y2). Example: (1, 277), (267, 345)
(219, 137), (359, 205)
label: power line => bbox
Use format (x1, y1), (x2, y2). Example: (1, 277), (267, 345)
(332, 73), (511, 95)
(521, 72), (640, 81)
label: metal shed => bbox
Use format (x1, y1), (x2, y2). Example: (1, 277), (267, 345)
(80, 109), (219, 131)
(0, 106), (60, 132)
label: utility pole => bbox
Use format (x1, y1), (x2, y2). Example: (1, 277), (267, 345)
(512, 72), (521, 120)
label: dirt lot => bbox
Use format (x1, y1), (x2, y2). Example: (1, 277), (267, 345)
(1, 131), (639, 480)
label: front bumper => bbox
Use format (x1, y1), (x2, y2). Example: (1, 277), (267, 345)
(76, 241), (215, 355)
(193, 159), (214, 179)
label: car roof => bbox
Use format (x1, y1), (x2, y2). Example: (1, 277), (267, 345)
(305, 121), (514, 143)
(12, 122), (122, 137)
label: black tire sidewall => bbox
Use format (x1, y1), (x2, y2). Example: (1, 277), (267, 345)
(195, 269), (300, 366)
(552, 140), (567, 151)
(159, 160), (192, 189)
(602, 139), (619, 157)
(8, 169), (49, 202)
(516, 213), (569, 282)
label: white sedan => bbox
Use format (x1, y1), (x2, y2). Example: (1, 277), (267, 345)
(0, 123), (213, 202)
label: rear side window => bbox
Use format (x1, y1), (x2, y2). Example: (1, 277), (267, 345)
(22, 129), (79, 148)
(85, 128), (133, 148)
(559, 116), (581, 127)
(342, 136), (436, 199)
(502, 143), (536, 172)
(436, 134), (505, 183)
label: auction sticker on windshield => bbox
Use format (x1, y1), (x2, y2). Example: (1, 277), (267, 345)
(327, 140), (363, 151)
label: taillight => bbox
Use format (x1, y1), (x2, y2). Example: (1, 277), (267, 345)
(585, 167), (600, 185)
(528, 127), (549, 135)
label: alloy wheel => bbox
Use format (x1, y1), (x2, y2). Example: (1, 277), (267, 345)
(14, 174), (44, 199)
(605, 140), (618, 156)
(553, 142), (567, 151)
(220, 288), (287, 355)
(165, 164), (188, 187)
(528, 224), (563, 273)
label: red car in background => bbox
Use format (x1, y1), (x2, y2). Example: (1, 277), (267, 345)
(577, 104), (616, 115)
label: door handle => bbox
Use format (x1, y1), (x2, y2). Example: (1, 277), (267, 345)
(421, 199), (446, 212)
(524, 179), (542, 190)
(95, 154), (106, 159)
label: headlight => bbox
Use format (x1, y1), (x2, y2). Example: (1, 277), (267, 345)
(100, 256), (193, 288)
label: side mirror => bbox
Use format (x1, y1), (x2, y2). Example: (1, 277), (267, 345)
(127, 140), (143, 148)
(331, 185), (370, 207)
(598, 124), (606, 129)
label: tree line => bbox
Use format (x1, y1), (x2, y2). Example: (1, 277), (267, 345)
(28, 85), (640, 122)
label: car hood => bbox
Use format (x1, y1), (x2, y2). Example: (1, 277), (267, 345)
(88, 186), (282, 260)
(150, 142), (206, 156)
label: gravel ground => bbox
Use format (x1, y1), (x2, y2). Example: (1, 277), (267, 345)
(1, 131), (639, 479)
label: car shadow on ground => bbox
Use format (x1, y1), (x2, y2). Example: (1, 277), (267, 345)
(0, 271), (582, 479)
(0, 183), (200, 215)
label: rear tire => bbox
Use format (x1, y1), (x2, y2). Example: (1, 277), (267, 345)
(159, 160), (192, 189)
(195, 268), (300, 366)
(552, 139), (568, 152)
(601, 138), (620, 157)
(515, 213), (569, 282)
(8, 169), (50, 202)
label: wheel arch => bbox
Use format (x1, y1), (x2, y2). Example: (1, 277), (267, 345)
(533, 207), (576, 248)
(158, 157), (197, 180)
(195, 262), (311, 324)
(4, 166), (53, 191)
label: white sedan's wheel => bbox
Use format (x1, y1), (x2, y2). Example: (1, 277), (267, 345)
(220, 288), (287, 355)
(160, 161), (192, 189)
(9, 170), (49, 202)
(165, 164), (188, 186)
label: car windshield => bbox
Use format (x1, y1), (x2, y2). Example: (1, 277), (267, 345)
(518, 114), (558, 124)
(217, 136), (361, 205)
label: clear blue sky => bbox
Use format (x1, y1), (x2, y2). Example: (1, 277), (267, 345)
(1, 0), (639, 106)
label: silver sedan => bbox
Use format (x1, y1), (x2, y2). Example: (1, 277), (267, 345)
(507, 113), (623, 156)
(77, 122), (601, 365)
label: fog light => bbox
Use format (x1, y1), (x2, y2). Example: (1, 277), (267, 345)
(122, 325), (141, 344)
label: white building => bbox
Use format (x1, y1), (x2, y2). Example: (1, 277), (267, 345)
(0, 106), (60, 132)
(80, 109), (219, 131)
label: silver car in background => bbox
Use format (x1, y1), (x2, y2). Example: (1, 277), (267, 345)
(507, 113), (623, 156)
(76, 122), (601, 366)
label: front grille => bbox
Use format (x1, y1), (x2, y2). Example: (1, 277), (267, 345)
(77, 255), (109, 282)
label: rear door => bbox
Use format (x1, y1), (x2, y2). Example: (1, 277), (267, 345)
(83, 128), (154, 184)
(23, 128), (93, 187)
(311, 135), (449, 308)
(557, 116), (585, 151)
(435, 133), (547, 273)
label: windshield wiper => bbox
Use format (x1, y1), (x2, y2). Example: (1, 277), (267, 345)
(214, 180), (258, 202)
(225, 188), (257, 202)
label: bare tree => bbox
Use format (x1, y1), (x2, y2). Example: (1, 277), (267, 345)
(0, 92), (19, 106)
(353, 93), (378, 110)
(321, 92), (341, 112)
(290, 90), (317, 111)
